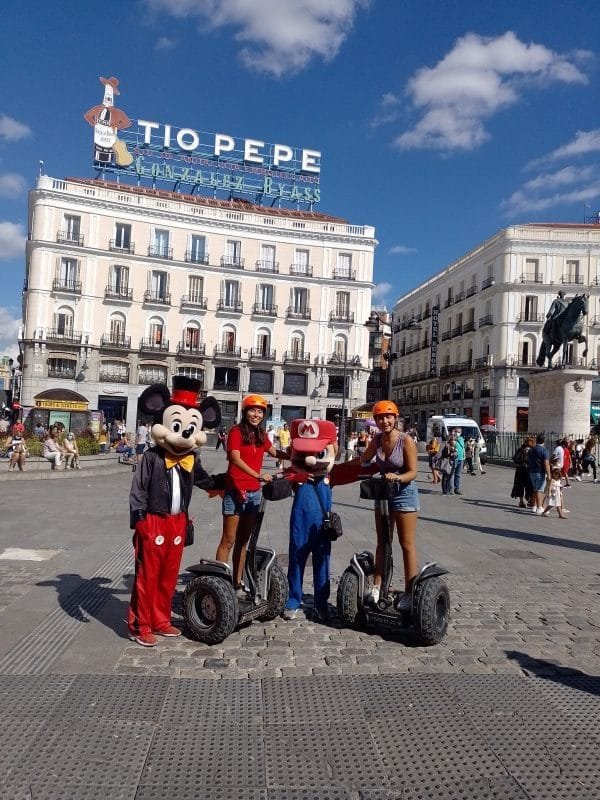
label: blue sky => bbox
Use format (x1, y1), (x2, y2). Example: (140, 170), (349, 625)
(1, 0), (599, 356)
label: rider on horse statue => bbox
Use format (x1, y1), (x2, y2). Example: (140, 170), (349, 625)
(546, 290), (568, 322)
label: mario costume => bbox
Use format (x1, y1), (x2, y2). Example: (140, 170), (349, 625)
(282, 419), (338, 621)
(127, 376), (221, 647)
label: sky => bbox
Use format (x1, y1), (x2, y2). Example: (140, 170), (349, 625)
(1, 0), (599, 357)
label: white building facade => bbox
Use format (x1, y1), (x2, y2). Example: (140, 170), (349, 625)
(390, 223), (600, 433)
(20, 175), (376, 432)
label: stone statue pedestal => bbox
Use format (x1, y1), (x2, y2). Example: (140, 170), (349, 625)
(527, 368), (597, 437)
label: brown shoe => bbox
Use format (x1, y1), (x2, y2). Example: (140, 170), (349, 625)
(153, 625), (182, 637)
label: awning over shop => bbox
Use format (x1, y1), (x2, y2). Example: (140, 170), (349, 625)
(351, 402), (374, 419)
(33, 389), (89, 411)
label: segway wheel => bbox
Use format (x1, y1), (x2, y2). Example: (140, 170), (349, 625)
(412, 577), (450, 646)
(336, 568), (361, 626)
(182, 575), (237, 645)
(260, 562), (289, 621)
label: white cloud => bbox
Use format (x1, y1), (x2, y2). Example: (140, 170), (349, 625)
(394, 31), (590, 152)
(370, 92), (402, 128)
(527, 129), (600, 168)
(0, 114), (31, 142)
(144, 0), (370, 77)
(0, 173), (27, 197)
(388, 244), (417, 255)
(0, 221), (26, 259)
(501, 165), (600, 215)
(0, 307), (21, 358)
(372, 282), (393, 302)
(155, 35), (176, 50)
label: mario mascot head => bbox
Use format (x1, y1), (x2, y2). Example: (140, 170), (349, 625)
(137, 376), (221, 456)
(288, 419), (338, 477)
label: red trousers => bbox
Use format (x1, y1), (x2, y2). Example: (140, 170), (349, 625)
(128, 512), (186, 636)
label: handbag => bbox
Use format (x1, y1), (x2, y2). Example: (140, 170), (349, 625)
(311, 483), (343, 541)
(439, 457), (454, 476)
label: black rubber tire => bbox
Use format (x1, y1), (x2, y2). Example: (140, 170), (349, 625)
(260, 562), (289, 621)
(412, 576), (450, 646)
(182, 575), (238, 645)
(336, 568), (361, 626)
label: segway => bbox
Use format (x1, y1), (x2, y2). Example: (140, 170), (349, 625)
(182, 478), (290, 645)
(337, 476), (450, 645)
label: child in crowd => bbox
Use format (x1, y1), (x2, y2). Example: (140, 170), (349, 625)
(541, 467), (568, 519)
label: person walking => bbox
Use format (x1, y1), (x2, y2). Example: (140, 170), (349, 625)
(527, 433), (551, 514)
(452, 427), (465, 495)
(511, 436), (534, 508)
(135, 421), (149, 463)
(473, 437), (486, 474)
(439, 434), (457, 496)
(581, 437), (598, 482)
(276, 422), (291, 467)
(464, 437), (475, 476)
(215, 426), (227, 451)
(540, 467), (567, 519)
(426, 436), (441, 483)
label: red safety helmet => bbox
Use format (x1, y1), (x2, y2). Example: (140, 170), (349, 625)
(372, 400), (399, 417)
(242, 394), (268, 411)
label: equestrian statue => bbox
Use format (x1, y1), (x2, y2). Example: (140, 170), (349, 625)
(536, 291), (589, 368)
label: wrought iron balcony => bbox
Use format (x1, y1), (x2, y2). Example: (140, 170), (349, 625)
(99, 371), (129, 383)
(45, 328), (82, 344)
(516, 313), (544, 324)
(283, 350), (310, 363)
(482, 276), (495, 290)
(143, 290), (171, 305)
(139, 338), (169, 352)
(466, 285), (478, 297)
(462, 320), (476, 333)
(249, 348), (276, 361)
(213, 345), (242, 358)
(451, 326), (462, 338)
(100, 334), (131, 349)
(478, 315), (494, 327)
(441, 330), (452, 341)
(47, 367), (76, 379)
(52, 278), (82, 294)
(332, 268), (356, 281)
(519, 273), (543, 283)
(180, 295), (208, 310)
(109, 239), (135, 254)
(177, 341), (206, 356)
(56, 230), (83, 246)
(474, 355), (493, 368)
(185, 250), (209, 264)
(289, 263), (313, 277)
(454, 291), (465, 304)
(561, 274), (584, 285)
(329, 310), (354, 323)
(216, 299), (243, 313)
(286, 306), (311, 320)
(221, 255), (245, 269)
(255, 260), (279, 273)
(444, 298), (454, 309)
(104, 284), (133, 301)
(147, 245), (173, 259)
(252, 303), (277, 317)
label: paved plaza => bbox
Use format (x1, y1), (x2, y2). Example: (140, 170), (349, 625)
(0, 451), (599, 798)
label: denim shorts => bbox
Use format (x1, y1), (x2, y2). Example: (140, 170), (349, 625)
(388, 480), (420, 513)
(222, 488), (262, 516)
(530, 473), (547, 492)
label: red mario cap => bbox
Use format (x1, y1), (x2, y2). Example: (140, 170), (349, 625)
(290, 419), (337, 452)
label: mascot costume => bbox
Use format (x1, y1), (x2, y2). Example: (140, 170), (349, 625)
(282, 419), (338, 621)
(128, 376), (221, 647)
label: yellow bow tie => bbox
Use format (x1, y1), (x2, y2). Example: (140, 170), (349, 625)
(165, 453), (195, 472)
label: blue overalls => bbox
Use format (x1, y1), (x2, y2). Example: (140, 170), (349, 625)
(285, 478), (332, 614)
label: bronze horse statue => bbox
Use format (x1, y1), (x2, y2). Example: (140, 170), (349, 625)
(536, 293), (589, 368)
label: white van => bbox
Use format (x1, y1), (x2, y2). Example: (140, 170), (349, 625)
(426, 415), (487, 455)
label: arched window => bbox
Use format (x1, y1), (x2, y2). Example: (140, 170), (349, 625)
(289, 331), (305, 359)
(333, 335), (347, 360)
(53, 305), (74, 336)
(147, 315), (165, 345)
(183, 321), (202, 351)
(109, 312), (126, 343)
(221, 324), (236, 353)
(255, 327), (271, 357)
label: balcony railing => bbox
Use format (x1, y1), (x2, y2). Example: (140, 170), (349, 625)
(56, 230), (83, 246)
(249, 348), (276, 361)
(283, 350), (310, 363)
(45, 328), (82, 343)
(255, 260), (279, 273)
(100, 334), (131, 349)
(475, 355), (493, 368)
(561, 274), (584, 285)
(216, 299), (243, 313)
(143, 290), (171, 305)
(332, 268), (356, 280)
(221, 256), (245, 269)
(185, 250), (209, 264)
(148, 245), (173, 259)
(329, 310), (354, 323)
(213, 345), (242, 358)
(444, 298), (454, 309)
(104, 284), (133, 301)
(99, 371), (129, 383)
(52, 278), (82, 294)
(462, 320), (476, 333)
(451, 326), (462, 338)
(252, 303), (277, 317)
(454, 291), (465, 304)
(139, 338), (169, 352)
(478, 315), (494, 327)
(47, 368), (76, 379)
(177, 341), (206, 356)
(109, 239), (134, 254)
(289, 264), (313, 277)
(466, 285), (478, 297)
(181, 295), (208, 309)
(519, 273), (543, 283)
(482, 276), (495, 290)
(441, 330), (452, 341)
(286, 306), (311, 320)
(516, 312), (544, 324)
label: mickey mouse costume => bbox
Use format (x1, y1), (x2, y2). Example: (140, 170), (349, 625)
(128, 376), (221, 647)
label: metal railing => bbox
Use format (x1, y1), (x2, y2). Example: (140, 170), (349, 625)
(180, 295), (208, 309)
(332, 268), (356, 280)
(561, 274), (584, 285)
(52, 279), (82, 294)
(466, 285), (478, 297)
(516, 313), (544, 324)
(216, 299), (243, 313)
(249, 348), (276, 360)
(45, 328), (82, 343)
(56, 230), (83, 246)
(185, 250), (209, 264)
(221, 256), (245, 269)
(104, 284), (133, 301)
(255, 260), (279, 273)
(478, 314), (494, 327)
(252, 303), (277, 316)
(143, 290), (171, 305)
(213, 345), (242, 358)
(283, 350), (310, 363)
(100, 334), (131, 348)
(47, 368), (76, 379)
(482, 276), (495, 289)
(289, 264), (313, 277)
(109, 239), (134, 254)
(286, 306), (311, 320)
(148, 245), (173, 259)
(139, 338), (169, 352)
(329, 310), (354, 323)
(99, 371), (129, 383)
(177, 341), (206, 356)
(519, 273), (543, 283)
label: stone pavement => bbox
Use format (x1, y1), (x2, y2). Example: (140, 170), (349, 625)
(0, 451), (599, 798)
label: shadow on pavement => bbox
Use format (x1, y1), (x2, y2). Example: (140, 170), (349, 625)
(506, 649), (600, 694)
(419, 515), (600, 554)
(37, 573), (129, 628)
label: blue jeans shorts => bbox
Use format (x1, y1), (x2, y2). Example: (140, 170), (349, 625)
(530, 473), (546, 492)
(388, 480), (420, 513)
(222, 488), (262, 516)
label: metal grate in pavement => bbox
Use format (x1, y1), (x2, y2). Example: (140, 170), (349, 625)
(262, 674), (364, 724)
(0, 543), (133, 675)
(136, 788), (268, 800)
(51, 674), (169, 722)
(159, 677), (263, 725)
(0, 674), (74, 719)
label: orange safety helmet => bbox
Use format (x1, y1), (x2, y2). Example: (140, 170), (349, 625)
(242, 394), (268, 411)
(372, 400), (399, 417)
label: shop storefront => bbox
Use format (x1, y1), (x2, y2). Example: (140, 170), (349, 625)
(27, 389), (91, 434)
